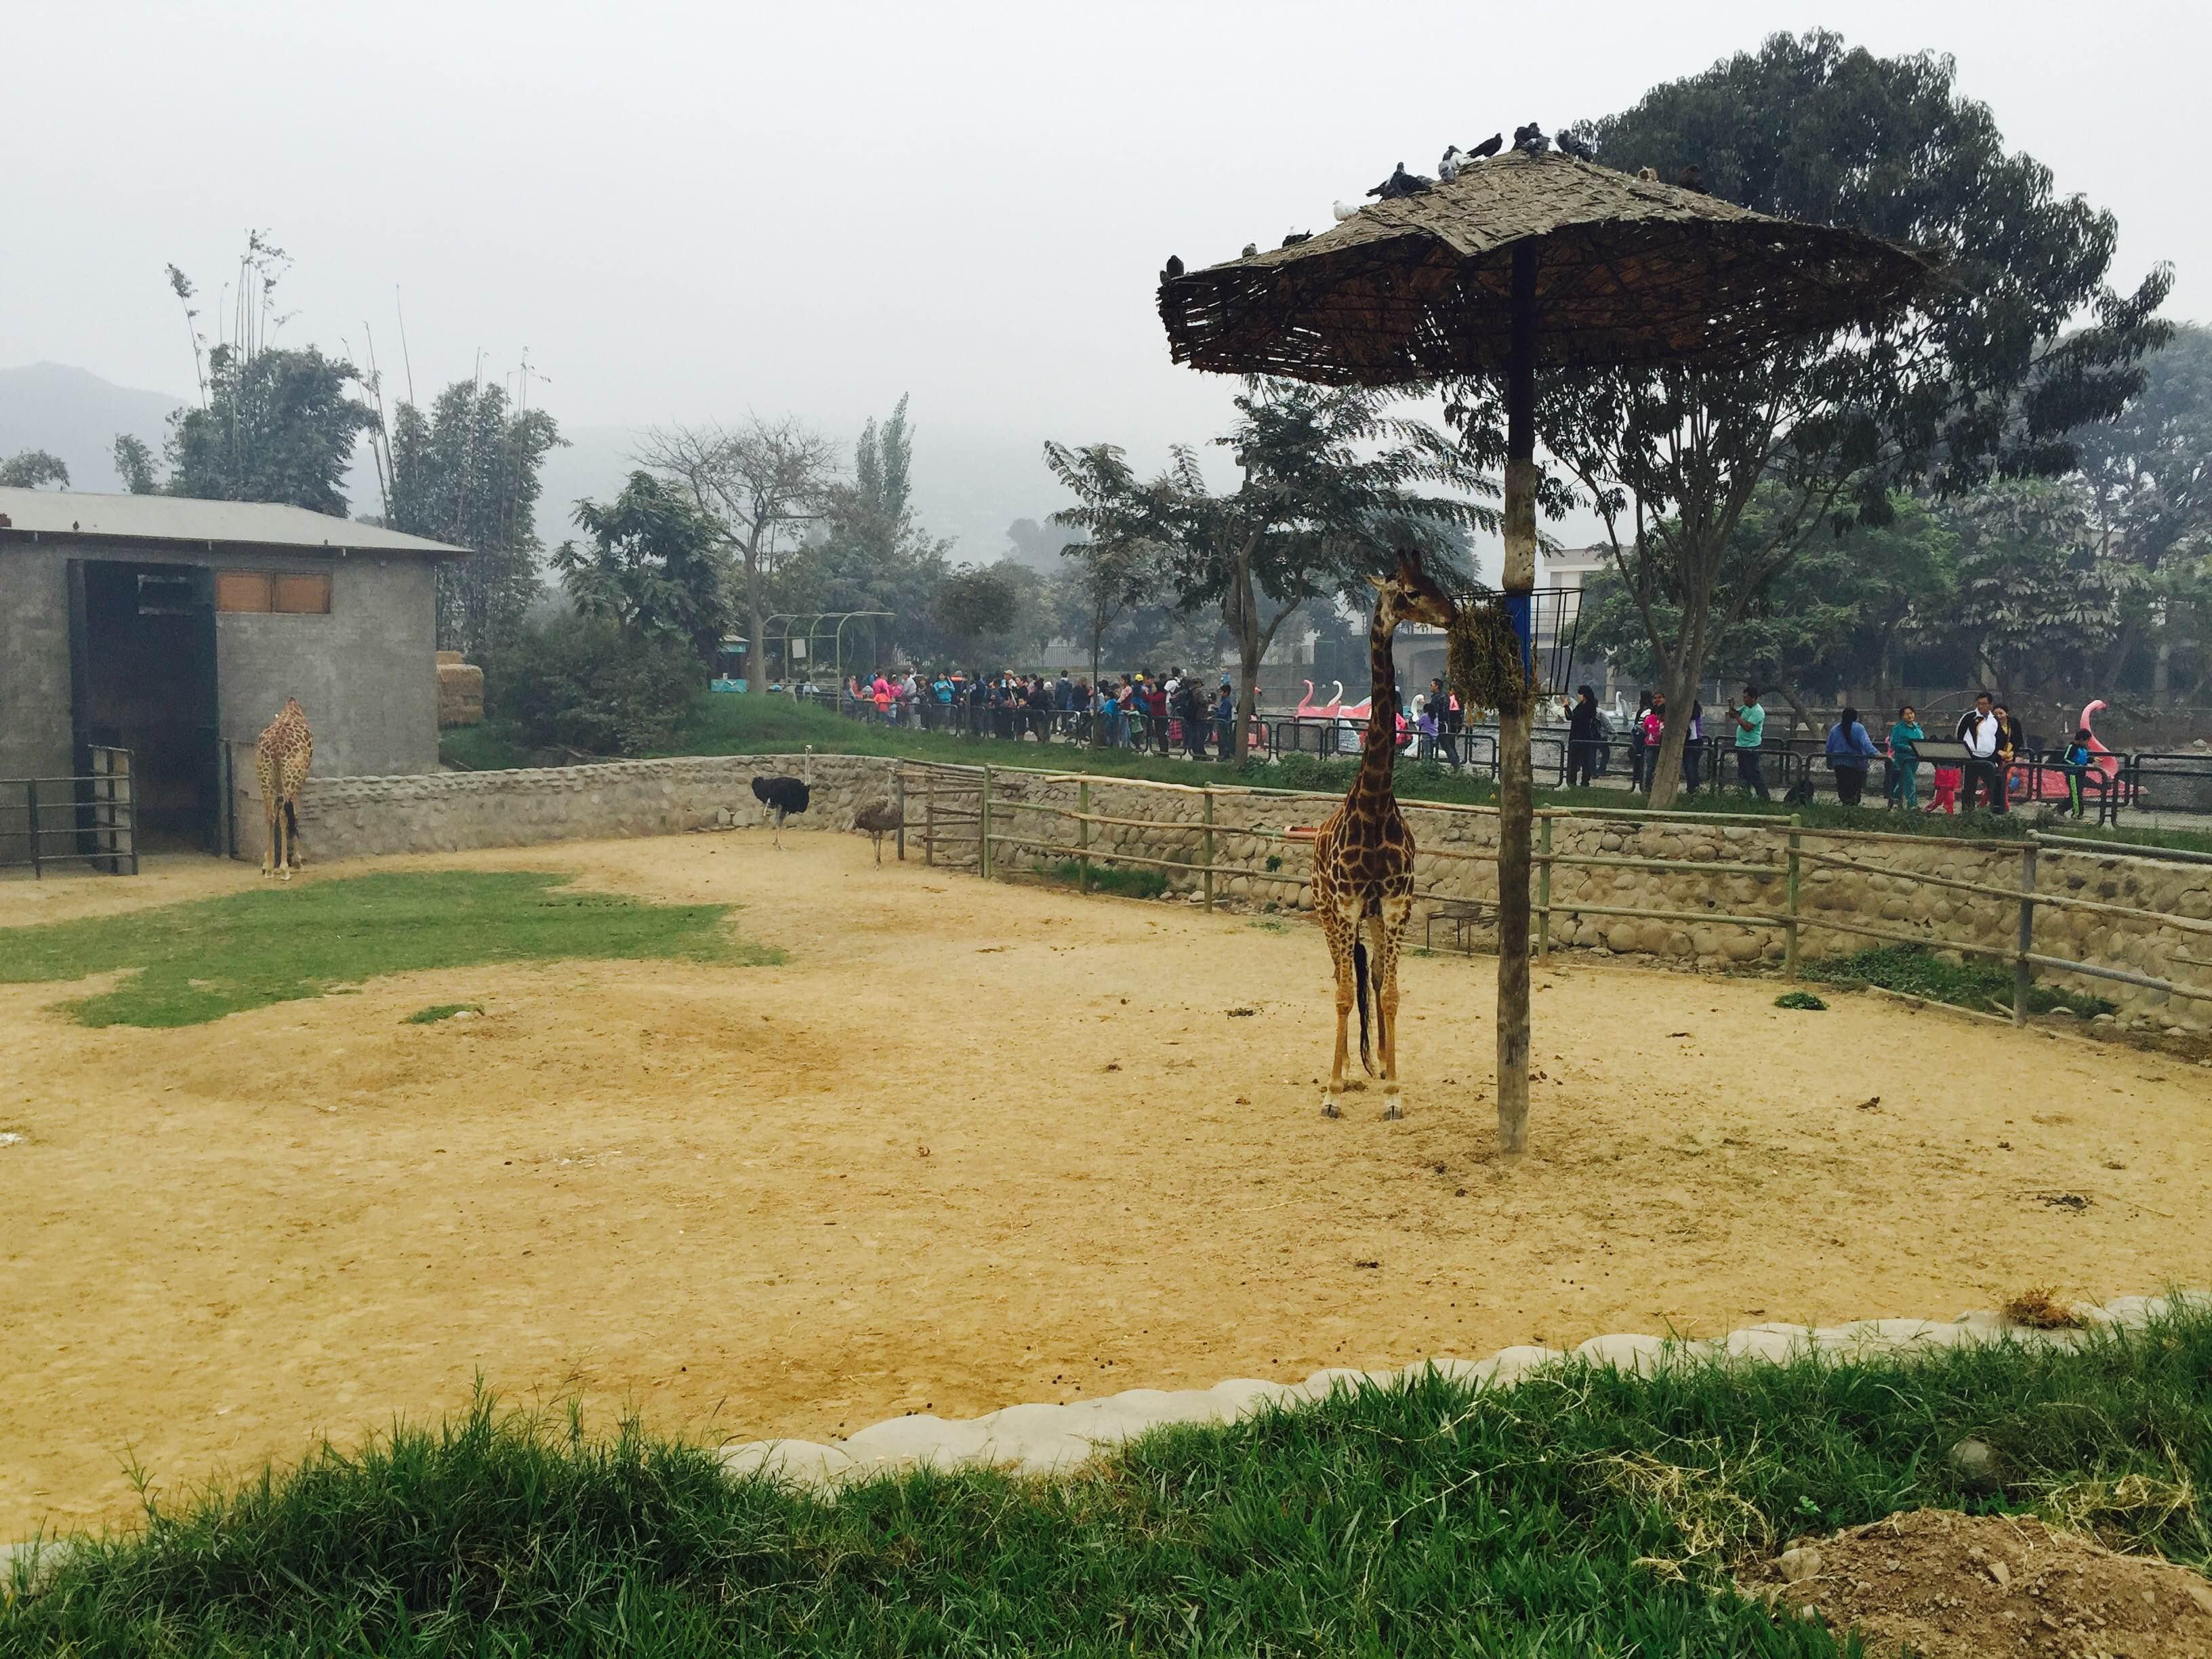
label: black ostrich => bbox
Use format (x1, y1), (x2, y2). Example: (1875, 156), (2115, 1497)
(752, 775), (811, 848)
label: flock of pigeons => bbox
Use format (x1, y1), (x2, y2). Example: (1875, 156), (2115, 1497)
(1160, 130), (1708, 283)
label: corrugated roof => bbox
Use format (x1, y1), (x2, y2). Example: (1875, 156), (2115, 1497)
(0, 488), (470, 557)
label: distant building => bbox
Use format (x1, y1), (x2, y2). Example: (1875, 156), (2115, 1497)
(0, 487), (465, 851)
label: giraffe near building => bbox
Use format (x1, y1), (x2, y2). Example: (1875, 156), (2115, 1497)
(256, 697), (314, 880)
(1309, 552), (1458, 1119)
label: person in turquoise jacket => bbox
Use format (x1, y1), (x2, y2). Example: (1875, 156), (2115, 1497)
(1887, 705), (1925, 809)
(2060, 726), (2096, 817)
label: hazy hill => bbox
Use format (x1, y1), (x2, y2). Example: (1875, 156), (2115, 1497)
(0, 362), (184, 491)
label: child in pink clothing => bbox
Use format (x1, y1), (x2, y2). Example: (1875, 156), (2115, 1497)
(1928, 766), (1961, 813)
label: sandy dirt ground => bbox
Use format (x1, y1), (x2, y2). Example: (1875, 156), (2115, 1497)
(4, 834), (2209, 1538)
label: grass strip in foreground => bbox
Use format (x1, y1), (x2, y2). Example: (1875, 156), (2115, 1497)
(8, 1307), (2211, 1655)
(0, 871), (775, 1028)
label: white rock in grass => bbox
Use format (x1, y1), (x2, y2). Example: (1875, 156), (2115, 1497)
(840, 1414), (995, 1469)
(1483, 1345), (1563, 1386)
(720, 1439), (855, 1484)
(1573, 1333), (1672, 1375)
(1717, 1326), (1809, 1364)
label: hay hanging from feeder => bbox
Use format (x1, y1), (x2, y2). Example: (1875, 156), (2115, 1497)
(1447, 596), (1534, 718)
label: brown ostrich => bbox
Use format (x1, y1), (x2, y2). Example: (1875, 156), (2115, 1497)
(852, 796), (904, 865)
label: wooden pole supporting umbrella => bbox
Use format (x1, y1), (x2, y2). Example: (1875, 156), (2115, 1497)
(1158, 148), (1933, 1155)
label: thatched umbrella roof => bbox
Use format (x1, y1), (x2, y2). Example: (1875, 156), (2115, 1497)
(1159, 150), (1935, 385)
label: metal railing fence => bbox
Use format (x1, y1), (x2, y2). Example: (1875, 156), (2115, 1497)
(0, 746), (138, 877)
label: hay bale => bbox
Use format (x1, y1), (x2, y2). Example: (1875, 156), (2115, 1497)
(437, 659), (485, 726)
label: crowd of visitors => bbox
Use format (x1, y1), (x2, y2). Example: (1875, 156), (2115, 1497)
(1555, 680), (2106, 816)
(832, 666), (2110, 816)
(840, 667), (1253, 760)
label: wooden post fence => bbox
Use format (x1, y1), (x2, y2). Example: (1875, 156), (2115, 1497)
(2015, 837), (2039, 1027)
(980, 764), (993, 880)
(1078, 779), (1091, 893)
(1784, 814), (1803, 980)
(1536, 813), (1553, 962)
(1202, 788), (1215, 914)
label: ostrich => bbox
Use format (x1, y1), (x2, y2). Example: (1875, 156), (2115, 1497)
(752, 775), (810, 846)
(853, 796), (904, 865)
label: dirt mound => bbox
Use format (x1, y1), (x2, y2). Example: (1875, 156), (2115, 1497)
(1742, 1508), (2212, 1656)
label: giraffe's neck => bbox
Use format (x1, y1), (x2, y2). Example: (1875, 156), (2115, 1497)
(1351, 605), (1399, 808)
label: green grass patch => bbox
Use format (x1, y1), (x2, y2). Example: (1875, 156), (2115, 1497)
(401, 1002), (483, 1025)
(1804, 942), (2116, 1020)
(0, 872), (776, 1029)
(11, 1307), (2212, 1654)
(1035, 857), (1170, 900)
(1774, 990), (1828, 1010)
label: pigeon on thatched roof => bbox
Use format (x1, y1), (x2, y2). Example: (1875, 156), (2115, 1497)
(1161, 254), (1184, 281)
(1471, 133), (1502, 159)
(1676, 164), (1705, 194)
(1367, 163), (1432, 201)
(1281, 230), (1311, 247)
(1556, 130), (1595, 163)
(1242, 243), (1258, 259)
(1512, 122), (1548, 155)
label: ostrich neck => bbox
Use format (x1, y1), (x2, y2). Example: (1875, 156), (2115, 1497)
(1353, 607), (1399, 803)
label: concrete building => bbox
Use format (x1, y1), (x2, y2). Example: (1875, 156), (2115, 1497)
(0, 488), (464, 848)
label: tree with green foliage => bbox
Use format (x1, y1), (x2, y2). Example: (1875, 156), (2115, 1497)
(0, 449), (69, 489)
(382, 380), (565, 656)
(1458, 30), (2170, 806)
(483, 613), (703, 757)
(1042, 443), (1168, 700)
(636, 416), (837, 693)
(554, 472), (729, 676)
(135, 234), (377, 514)
(1052, 381), (1492, 760)
(2074, 323), (2212, 697)
(161, 343), (379, 514)
(927, 566), (1021, 665)
(776, 396), (959, 665)
(111, 435), (157, 494)
(1944, 476), (2135, 697)
(1578, 488), (1957, 708)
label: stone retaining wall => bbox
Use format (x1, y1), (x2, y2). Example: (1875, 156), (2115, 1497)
(906, 765), (2210, 1036)
(254, 753), (899, 863)
(245, 754), (2207, 1033)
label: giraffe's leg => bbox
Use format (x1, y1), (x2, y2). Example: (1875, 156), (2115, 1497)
(1374, 897), (1412, 1119)
(1322, 905), (1357, 1118)
(277, 797), (292, 881)
(258, 756), (277, 876)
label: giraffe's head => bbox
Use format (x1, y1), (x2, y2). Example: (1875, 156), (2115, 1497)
(1365, 549), (1458, 633)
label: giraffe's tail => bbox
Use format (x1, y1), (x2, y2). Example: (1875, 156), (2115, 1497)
(1353, 937), (1374, 1075)
(283, 798), (299, 845)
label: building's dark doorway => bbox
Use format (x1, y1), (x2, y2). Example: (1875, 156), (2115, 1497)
(68, 560), (220, 851)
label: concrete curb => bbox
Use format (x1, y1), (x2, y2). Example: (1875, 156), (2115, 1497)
(716, 1290), (2209, 1488)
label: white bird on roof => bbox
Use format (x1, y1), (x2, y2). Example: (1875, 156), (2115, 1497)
(1332, 201), (1361, 222)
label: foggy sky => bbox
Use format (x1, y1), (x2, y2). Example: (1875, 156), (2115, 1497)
(6, 0), (2205, 563)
